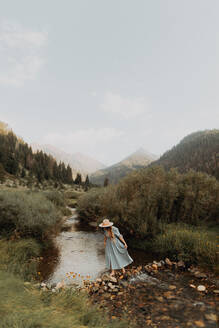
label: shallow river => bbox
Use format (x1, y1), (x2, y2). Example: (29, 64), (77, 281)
(42, 210), (155, 286)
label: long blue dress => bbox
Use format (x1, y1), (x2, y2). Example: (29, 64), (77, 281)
(104, 226), (133, 270)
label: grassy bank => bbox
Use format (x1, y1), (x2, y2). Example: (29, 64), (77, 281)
(0, 270), (130, 328)
(0, 189), (131, 328)
(77, 167), (219, 269)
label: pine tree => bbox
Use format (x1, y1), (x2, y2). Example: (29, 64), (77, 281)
(75, 173), (82, 185)
(104, 177), (109, 187)
(0, 163), (5, 183)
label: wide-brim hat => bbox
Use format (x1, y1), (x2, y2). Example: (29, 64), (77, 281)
(99, 219), (113, 228)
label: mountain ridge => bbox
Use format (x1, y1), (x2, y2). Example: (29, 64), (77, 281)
(90, 148), (158, 185)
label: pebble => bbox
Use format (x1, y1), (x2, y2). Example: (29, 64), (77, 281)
(165, 258), (172, 266)
(194, 320), (205, 327)
(197, 285), (206, 292)
(40, 282), (47, 287)
(168, 285), (177, 290)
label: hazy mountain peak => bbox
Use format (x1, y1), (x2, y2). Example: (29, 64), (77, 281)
(31, 143), (106, 175)
(90, 148), (157, 185)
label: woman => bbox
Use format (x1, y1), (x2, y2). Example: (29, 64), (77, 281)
(99, 219), (133, 276)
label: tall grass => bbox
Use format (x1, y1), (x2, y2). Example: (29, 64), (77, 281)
(0, 239), (41, 280)
(153, 224), (218, 267)
(0, 270), (132, 328)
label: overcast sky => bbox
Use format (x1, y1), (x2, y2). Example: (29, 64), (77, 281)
(0, 0), (218, 165)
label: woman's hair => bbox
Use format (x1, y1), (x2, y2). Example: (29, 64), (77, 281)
(106, 226), (115, 240)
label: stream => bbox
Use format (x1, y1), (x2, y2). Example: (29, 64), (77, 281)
(41, 209), (155, 286)
(40, 210), (218, 327)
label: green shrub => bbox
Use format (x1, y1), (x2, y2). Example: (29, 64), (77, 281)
(77, 167), (219, 239)
(0, 190), (59, 239)
(0, 239), (41, 280)
(43, 190), (66, 208)
(153, 224), (218, 267)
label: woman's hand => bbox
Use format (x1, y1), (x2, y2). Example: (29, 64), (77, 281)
(124, 243), (128, 249)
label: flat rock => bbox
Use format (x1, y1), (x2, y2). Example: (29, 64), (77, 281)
(177, 260), (185, 267)
(204, 313), (217, 321)
(197, 285), (206, 292)
(168, 285), (177, 290)
(194, 272), (207, 279)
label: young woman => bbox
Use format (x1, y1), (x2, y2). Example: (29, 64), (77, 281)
(99, 219), (133, 276)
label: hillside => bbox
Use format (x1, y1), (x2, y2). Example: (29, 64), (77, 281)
(151, 130), (219, 179)
(90, 148), (157, 185)
(31, 143), (106, 177)
(0, 121), (74, 187)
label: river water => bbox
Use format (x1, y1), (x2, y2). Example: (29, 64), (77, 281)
(42, 210), (155, 286)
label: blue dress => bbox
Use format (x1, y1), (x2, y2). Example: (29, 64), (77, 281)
(104, 226), (133, 270)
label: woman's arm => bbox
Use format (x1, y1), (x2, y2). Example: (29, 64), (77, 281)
(119, 235), (127, 248)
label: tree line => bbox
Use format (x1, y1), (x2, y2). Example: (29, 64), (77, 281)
(0, 123), (89, 186)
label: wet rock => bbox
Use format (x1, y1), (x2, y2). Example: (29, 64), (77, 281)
(96, 278), (102, 283)
(156, 296), (164, 302)
(144, 265), (152, 273)
(108, 282), (116, 290)
(165, 258), (172, 266)
(177, 260), (185, 268)
(56, 281), (65, 290)
(204, 313), (217, 321)
(213, 289), (219, 294)
(168, 285), (177, 290)
(152, 264), (158, 270)
(197, 285), (206, 292)
(163, 291), (176, 299)
(189, 284), (196, 289)
(24, 282), (31, 286)
(51, 288), (56, 293)
(109, 276), (117, 283)
(120, 280), (129, 288)
(103, 286), (108, 291)
(194, 320), (205, 327)
(41, 282), (47, 287)
(194, 272), (207, 279)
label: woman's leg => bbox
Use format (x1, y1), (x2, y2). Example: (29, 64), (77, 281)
(121, 267), (125, 274)
(110, 269), (115, 276)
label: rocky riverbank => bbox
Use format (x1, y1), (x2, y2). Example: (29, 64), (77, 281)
(38, 258), (218, 328)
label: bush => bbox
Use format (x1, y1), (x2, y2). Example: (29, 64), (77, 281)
(77, 167), (219, 238)
(43, 190), (66, 208)
(153, 224), (218, 267)
(0, 239), (41, 280)
(0, 190), (59, 239)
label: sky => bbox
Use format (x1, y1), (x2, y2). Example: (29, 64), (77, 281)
(0, 0), (218, 165)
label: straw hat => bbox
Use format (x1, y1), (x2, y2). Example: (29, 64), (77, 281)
(99, 219), (113, 228)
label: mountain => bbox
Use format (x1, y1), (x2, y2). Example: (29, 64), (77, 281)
(90, 148), (158, 185)
(31, 143), (106, 177)
(151, 129), (219, 180)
